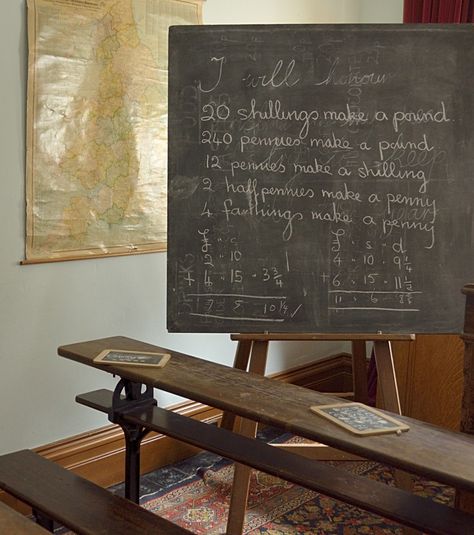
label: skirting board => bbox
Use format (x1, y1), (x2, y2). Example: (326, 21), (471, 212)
(2, 352), (353, 503)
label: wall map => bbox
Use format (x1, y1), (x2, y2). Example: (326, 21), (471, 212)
(167, 24), (474, 333)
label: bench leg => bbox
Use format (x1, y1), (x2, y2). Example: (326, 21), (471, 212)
(373, 341), (419, 535)
(33, 509), (55, 532)
(122, 424), (148, 503)
(226, 340), (269, 535)
(109, 379), (156, 504)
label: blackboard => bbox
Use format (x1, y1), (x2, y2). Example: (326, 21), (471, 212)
(167, 24), (474, 333)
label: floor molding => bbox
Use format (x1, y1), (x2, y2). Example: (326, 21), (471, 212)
(15, 353), (353, 492)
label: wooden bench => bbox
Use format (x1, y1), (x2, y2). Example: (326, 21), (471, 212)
(0, 501), (49, 534)
(0, 449), (192, 535)
(58, 336), (474, 534)
(76, 387), (474, 535)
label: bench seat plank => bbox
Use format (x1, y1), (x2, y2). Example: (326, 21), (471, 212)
(0, 501), (49, 534)
(0, 450), (192, 535)
(77, 388), (474, 535)
(58, 336), (474, 494)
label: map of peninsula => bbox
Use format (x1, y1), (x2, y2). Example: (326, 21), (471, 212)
(25, 0), (201, 261)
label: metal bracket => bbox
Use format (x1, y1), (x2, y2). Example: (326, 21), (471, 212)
(108, 378), (157, 504)
(109, 378), (156, 420)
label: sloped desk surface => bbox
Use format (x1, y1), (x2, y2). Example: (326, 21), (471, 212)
(58, 335), (474, 493)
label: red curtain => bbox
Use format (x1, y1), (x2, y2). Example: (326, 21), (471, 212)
(403, 0), (474, 22)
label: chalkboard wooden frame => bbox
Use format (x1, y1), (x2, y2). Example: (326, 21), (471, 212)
(167, 24), (474, 334)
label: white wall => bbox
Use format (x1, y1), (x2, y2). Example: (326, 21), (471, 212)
(203, 0), (403, 24)
(359, 0), (403, 23)
(0, 0), (402, 454)
(204, 0), (359, 24)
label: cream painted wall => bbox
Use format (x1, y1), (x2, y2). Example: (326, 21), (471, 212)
(0, 0), (402, 454)
(359, 0), (404, 23)
(204, 0), (359, 24)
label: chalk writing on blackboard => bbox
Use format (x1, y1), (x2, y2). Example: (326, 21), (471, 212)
(167, 24), (474, 333)
(310, 402), (409, 436)
(93, 349), (171, 368)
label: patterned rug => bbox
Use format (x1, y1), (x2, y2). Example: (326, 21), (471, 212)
(139, 435), (454, 534)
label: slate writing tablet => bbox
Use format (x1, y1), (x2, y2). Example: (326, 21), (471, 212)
(310, 402), (409, 436)
(93, 349), (171, 368)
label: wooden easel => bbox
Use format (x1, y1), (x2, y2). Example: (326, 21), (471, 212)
(221, 332), (415, 535)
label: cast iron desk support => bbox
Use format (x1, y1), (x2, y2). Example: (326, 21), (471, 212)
(106, 378), (156, 502)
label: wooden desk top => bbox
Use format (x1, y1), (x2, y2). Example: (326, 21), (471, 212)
(59, 336), (474, 493)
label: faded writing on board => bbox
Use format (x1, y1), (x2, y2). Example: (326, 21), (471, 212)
(168, 25), (474, 333)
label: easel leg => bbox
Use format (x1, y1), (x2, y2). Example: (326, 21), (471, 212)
(351, 340), (369, 404)
(373, 340), (401, 414)
(374, 341), (418, 534)
(221, 339), (253, 431)
(226, 340), (269, 535)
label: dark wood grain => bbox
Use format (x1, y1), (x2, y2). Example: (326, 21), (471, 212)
(461, 284), (474, 434)
(58, 336), (474, 493)
(456, 284), (474, 513)
(0, 450), (192, 535)
(0, 502), (48, 534)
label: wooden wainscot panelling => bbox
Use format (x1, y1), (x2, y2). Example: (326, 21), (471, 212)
(33, 402), (223, 489)
(277, 353), (353, 394)
(392, 334), (464, 431)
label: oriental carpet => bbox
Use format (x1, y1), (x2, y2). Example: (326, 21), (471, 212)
(130, 433), (453, 534)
